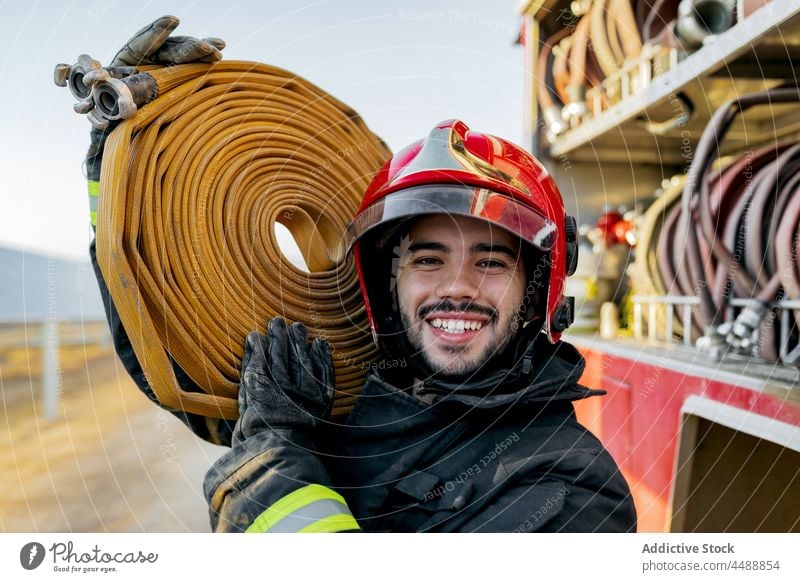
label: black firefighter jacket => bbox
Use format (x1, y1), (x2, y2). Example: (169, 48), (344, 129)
(204, 335), (638, 533)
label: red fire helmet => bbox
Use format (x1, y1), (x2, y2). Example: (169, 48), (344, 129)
(347, 119), (577, 344)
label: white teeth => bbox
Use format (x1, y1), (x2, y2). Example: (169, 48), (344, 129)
(428, 319), (484, 332)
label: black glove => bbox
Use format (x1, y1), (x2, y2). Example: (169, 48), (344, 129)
(109, 15), (225, 67)
(233, 317), (335, 444)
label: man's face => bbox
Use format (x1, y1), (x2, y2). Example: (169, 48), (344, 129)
(395, 214), (527, 377)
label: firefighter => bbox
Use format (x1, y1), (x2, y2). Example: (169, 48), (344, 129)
(203, 119), (637, 532)
(85, 19), (636, 532)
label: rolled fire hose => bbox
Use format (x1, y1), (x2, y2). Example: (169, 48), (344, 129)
(80, 60), (391, 419)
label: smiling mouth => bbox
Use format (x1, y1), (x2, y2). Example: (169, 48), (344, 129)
(427, 318), (486, 334)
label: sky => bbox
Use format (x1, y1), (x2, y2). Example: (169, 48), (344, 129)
(0, 0), (526, 261)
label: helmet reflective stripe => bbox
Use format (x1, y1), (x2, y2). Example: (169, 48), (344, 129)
(246, 484), (360, 533)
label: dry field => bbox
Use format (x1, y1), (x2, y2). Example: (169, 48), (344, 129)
(0, 323), (225, 532)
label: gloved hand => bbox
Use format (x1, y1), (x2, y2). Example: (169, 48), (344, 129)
(233, 317), (335, 444)
(108, 15), (225, 67)
(80, 15), (226, 222)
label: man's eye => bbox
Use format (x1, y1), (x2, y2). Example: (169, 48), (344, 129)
(479, 259), (507, 269)
(414, 256), (442, 266)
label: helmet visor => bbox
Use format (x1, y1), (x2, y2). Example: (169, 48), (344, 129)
(347, 185), (557, 252)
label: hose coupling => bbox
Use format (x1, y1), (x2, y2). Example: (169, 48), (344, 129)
(543, 105), (567, 138)
(725, 301), (769, 352)
(675, 0), (736, 49)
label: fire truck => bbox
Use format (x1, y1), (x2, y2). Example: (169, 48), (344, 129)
(518, 0), (800, 532)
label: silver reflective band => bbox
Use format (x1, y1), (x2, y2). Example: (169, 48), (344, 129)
(346, 184), (556, 252)
(266, 498), (354, 533)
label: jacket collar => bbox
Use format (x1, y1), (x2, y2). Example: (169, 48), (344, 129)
(369, 335), (603, 411)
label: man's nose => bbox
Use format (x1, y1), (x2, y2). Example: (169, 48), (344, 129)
(435, 263), (479, 301)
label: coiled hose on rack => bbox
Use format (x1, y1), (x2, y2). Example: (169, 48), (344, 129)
(538, 1), (740, 137)
(540, 3), (612, 133)
(83, 60), (391, 419)
(636, 85), (800, 364)
(540, 0), (648, 133)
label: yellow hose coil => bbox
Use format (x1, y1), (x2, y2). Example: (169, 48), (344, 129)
(632, 177), (685, 338)
(97, 60), (390, 419)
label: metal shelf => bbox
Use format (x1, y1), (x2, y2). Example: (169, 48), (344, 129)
(533, 1), (800, 164)
(566, 332), (800, 399)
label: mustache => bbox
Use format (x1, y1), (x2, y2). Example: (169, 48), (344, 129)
(417, 300), (497, 321)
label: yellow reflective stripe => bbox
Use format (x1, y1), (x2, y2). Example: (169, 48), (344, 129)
(297, 513), (360, 533)
(245, 484), (351, 533)
(88, 181), (99, 226)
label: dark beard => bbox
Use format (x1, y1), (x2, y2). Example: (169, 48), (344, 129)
(400, 300), (523, 379)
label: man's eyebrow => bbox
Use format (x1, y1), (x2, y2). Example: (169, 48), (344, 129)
(471, 243), (519, 259)
(407, 241), (449, 254)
